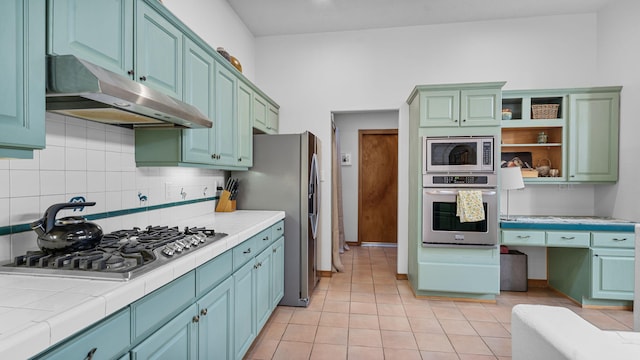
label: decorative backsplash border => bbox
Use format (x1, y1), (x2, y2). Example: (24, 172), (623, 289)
(0, 196), (219, 236)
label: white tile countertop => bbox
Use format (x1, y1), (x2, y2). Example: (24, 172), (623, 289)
(0, 210), (285, 360)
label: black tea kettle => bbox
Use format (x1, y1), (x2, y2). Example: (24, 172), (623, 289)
(30, 202), (103, 254)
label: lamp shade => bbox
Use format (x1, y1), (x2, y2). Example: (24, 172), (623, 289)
(501, 166), (525, 191)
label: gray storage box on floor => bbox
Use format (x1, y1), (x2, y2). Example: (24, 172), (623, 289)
(500, 250), (528, 291)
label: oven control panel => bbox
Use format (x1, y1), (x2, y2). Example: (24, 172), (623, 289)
(432, 176), (488, 185)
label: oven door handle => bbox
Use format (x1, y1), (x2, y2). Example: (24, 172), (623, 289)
(425, 190), (497, 196)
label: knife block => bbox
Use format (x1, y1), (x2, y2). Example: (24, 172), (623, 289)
(215, 190), (236, 212)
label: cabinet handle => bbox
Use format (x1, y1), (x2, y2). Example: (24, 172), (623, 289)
(254, 263), (259, 269)
(243, 248), (251, 254)
(84, 348), (97, 360)
(201, 308), (208, 316)
(139, 75), (147, 81)
(516, 235), (531, 239)
(277, 227), (282, 231)
(192, 315), (200, 323)
(273, 248), (277, 253)
(612, 237), (628, 241)
(127, 69), (134, 76)
(560, 236), (575, 240)
(263, 236), (269, 241)
(238, 158), (242, 162)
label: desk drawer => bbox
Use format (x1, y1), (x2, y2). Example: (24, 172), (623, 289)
(501, 230), (545, 246)
(591, 232), (634, 248)
(546, 231), (590, 248)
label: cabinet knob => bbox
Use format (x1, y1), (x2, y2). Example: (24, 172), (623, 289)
(454, 119), (458, 122)
(127, 69), (134, 76)
(201, 308), (208, 316)
(238, 158), (242, 162)
(192, 315), (200, 323)
(273, 248), (277, 253)
(84, 347), (97, 360)
(462, 119), (466, 122)
(139, 75), (147, 81)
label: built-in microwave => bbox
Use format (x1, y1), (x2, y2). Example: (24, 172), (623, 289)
(423, 136), (494, 174)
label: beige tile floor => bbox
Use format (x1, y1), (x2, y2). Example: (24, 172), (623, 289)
(245, 246), (634, 359)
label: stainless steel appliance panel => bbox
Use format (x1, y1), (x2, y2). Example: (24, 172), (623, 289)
(422, 187), (498, 247)
(233, 132), (319, 307)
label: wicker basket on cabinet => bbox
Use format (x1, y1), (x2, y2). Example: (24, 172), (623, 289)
(531, 104), (559, 119)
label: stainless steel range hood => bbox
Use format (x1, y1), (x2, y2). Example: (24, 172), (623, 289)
(46, 55), (212, 129)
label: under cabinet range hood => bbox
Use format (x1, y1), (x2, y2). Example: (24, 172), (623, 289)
(45, 55), (212, 129)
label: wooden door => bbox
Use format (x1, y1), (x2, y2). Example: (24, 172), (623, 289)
(358, 129), (398, 244)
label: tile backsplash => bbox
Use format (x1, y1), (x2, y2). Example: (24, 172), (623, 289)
(0, 113), (224, 262)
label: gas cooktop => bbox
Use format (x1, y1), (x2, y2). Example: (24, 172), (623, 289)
(0, 226), (227, 281)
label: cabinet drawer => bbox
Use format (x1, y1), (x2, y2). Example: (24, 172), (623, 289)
(501, 230), (545, 246)
(591, 232), (634, 248)
(253, 227), (274, 256)
(196, 250), (233, 296)
(233, 236), (256, 271)
(546, 231), (590, 248)
(272, 220), (284, 240)
(38, 308), (131, 360)
(131, 271), (196, 341)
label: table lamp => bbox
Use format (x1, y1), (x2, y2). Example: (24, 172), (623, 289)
(501, 166), (525, 220)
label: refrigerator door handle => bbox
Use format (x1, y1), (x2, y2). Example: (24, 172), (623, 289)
(309, 153), (319, 240)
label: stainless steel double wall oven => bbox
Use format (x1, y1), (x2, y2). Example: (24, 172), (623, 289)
(422, 136), (498, 247)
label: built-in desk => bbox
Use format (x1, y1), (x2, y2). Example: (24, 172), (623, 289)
(501, 216), (636, 308)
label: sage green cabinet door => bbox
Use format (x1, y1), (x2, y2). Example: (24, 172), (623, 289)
(253, 93), (268, 132)
(267, 103), (279, 133)
(214, 64), (237, 166)
(591, 248), (634, 300)
(271, 237), (285, 308)
(460, 88), (501, 126)
(198, 277), (234, 360)
(135, 0), (183, 99)
(182, 39), (215, 164)
(0, 0), (45, 158)
(419, 90), (460, 127)
(568, 92), (620, 182)
(255, 247), (272, 332)
(237, 81), (253, 167)
(47, 0), (133, 77)
(233, 260), (255, 360)
(130, 303), (198, 360)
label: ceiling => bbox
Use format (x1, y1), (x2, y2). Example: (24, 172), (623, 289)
(227, 0), (618, 37)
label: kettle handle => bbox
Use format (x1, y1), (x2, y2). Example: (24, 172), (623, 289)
(32, 202), (96, 234)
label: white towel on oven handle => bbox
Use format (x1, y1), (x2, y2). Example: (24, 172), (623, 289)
(456, 190), (485, 223)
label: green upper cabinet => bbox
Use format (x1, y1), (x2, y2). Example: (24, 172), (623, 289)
(214, 64), (238, 166)
(410, 82), (505, 128)
(47, 0), (133, 77)
(253, 92), (279, 134)
(237, 80), (253, 166)
(182, 38), (216, 165)
(135, 0), (182, 99)
(568, 90), (620, 182)
(0, 0), (45, 159)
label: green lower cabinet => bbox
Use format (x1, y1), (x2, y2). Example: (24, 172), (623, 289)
(591, 248), (635, 300)
(233, 259), (256, 360)
(271, 237), (285, 308)
(33, 308), (131, 360)
(130, 304), (198, 360)
(197, 276), (234, 360)
(255, 246), (273, 331)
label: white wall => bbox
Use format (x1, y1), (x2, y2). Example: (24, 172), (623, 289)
(163, 0), (256, 80)
(594, 0), (640, 222)
(254, 14), (605, 273)
(334, 110), (399, 243)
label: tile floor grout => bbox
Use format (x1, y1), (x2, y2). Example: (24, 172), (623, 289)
(245, 246), (633, 359)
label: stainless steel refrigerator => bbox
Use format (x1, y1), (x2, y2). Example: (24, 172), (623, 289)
(233, 132), (320, 307)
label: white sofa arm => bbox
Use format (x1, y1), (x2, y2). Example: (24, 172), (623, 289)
(511, 304), (640, 360)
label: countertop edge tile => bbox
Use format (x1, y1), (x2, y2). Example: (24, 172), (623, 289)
(0, 210), (285, 359)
